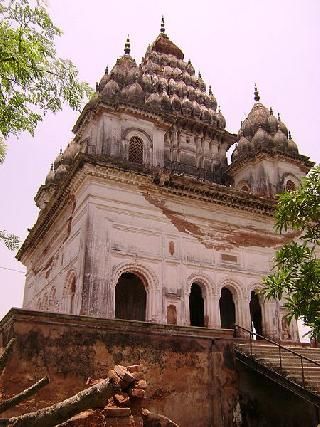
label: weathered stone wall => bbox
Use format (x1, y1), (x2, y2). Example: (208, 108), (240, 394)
(20, 164), (300, 341)
(0, 309), (239, 427)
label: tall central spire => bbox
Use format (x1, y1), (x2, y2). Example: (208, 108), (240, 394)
(124, 35), (130, 55)
(160, 15), (166, 34)
(254, 83), (260, 102)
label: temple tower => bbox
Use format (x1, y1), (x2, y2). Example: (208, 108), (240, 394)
(17, 22), (313, 342)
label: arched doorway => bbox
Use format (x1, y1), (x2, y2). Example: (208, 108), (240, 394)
(115, 272), (146, 321)
(219, 287), (236, 329)
(250, 291), (263, 337)
(189, 283), (204, 327)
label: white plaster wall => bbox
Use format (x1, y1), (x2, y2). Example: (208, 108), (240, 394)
(21, 167), (299, 341)
(75, 175), (297, 339)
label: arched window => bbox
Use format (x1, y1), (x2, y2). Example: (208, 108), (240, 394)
(115, 272), (146, 321)
(189, 283), (205, 327)
(285, 180), (296, 192)
(219, 287), (236, 329)
(128, 136), (143, 164)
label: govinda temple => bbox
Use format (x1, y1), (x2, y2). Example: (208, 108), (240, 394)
(1, 18), (319, 427)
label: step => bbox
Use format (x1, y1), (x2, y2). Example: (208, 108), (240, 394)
(237, 346), (320, 363)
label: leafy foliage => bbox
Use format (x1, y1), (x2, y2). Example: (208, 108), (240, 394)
(263, 166), (320, 339)
(0, 230), (19, 250)
(0, 0), (93, 138)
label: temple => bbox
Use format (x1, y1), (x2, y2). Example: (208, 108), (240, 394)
(17, 19), (313, 342)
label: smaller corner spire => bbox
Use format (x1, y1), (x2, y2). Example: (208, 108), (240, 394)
(288, 130), (292, 139)
(277, 112), (281, 121)
(124, 35), (130, 55)
(209, 85), (213, 96)
(105, 65), (109, 75)
(198, 71), (202, 79)
(254, 83), (260, 102)
(270, 107), (273, 115)
(160, 15), (166, 34)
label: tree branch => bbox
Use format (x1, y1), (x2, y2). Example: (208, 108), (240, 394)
(4, 378), (115, 427)
(0, 377), (49, 415)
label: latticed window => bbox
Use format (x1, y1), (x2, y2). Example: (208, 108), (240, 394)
(128, 136), (143, 164)
(285, 180), (296, 192)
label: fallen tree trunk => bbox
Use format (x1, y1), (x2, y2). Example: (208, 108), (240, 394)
(5, 378), (115, 427)
(0, 339), (15, 375)
(0, 377), (49, 415)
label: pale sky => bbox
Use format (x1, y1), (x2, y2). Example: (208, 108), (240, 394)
(0, 0), (319, 330)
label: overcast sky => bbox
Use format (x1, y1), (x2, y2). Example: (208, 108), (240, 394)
(0, 0), (319, 325)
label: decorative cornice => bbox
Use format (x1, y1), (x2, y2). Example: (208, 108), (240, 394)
(228, 148), (314, 175)
(17, 154), (275, 261)
(73, 101), (236, 147)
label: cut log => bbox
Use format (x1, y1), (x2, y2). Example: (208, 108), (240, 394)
(5, 378), (115, 427)
(0, 339), (15, 375)
(0, 377), (49, 415)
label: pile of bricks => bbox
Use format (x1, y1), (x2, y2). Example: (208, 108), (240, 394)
(60, 364), (178, 427)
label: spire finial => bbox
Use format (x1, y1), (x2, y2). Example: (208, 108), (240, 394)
(270, 107), (273, 115)
(278, 112), (281, 121)
(160, 15), (165, 34)
(288, 130), (292, 139)
(198, 71), (202, 79)
(254, 83), (260, 102)
(209, 85), (213, 96)
(105, 65), (109, 75)
(124, 35), (130, 55)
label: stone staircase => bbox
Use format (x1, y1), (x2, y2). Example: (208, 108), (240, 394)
(236, 342), (320, 395)
(233, 324), (320, 407)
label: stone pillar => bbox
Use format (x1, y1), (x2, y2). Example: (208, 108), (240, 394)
(238, 296), (251, 330)
(183, 289), (190, 326)
(208, 294), (221, 328)
(264, 300), (279, 339)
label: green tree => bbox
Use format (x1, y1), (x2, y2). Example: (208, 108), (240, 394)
(263, 165), (320, 339)
(0, 0), (92, 250)
(0, 0), (92, 138)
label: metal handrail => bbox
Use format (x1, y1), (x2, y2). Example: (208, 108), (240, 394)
(234, 324), (320, 388)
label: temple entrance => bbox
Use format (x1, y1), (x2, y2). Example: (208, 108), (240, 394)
(115, 272), (146, 321)
(220, 287), (236, 329)
(250, 291), (263, 337)
(189, 283), (204, 327)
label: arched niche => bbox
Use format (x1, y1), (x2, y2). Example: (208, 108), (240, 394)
(63, 270), (77, 314)
(115, 272), (147, 321)
(219, 287), (236, 329)
(167, 304), (177, 325)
